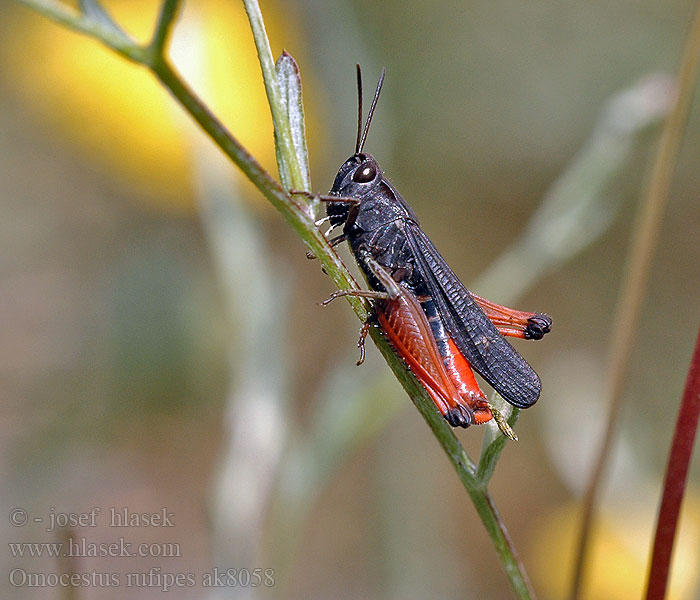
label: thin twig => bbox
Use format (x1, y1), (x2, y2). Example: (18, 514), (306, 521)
(16, 0), (143, 61)
(148, 0), (181, 58)
(645, 321), (700, 599)
(570, 3), (700, 598)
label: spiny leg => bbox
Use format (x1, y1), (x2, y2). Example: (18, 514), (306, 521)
(356, 319), (371, 366)
(320, 288), (390, 306)
(320, 252), (402, 306)
(289, 189), (360, 205)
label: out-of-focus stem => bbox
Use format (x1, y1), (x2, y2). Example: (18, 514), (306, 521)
(570, 4), (700, 598)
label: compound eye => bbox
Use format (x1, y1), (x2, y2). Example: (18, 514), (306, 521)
(352, 161), (377, 183)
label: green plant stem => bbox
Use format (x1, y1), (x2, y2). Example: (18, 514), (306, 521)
(373, 338), (535, 600)
(149, 0), (181, 57)
(14, 1), (533, 596)
(570, 2), (700, 598)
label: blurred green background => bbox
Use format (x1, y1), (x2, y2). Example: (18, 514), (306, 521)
(2, 0), (700, 598)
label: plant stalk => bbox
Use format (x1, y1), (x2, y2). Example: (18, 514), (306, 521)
(570, 2), (700, 597)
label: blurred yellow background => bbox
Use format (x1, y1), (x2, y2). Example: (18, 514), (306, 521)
(2, 1), (700, 599)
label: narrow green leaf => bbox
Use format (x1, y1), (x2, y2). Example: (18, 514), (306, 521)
(243, 0), (305, 192)
(275, 51), (312, 195)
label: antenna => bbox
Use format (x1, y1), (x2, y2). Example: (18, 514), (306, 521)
(356, 66), (386, 154)
(355, 64), (363, 154)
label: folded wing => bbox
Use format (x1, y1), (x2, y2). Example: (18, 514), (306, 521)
(404, 223), (541, 408)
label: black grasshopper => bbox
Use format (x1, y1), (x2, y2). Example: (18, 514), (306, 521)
(306, 66), (550, 430)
